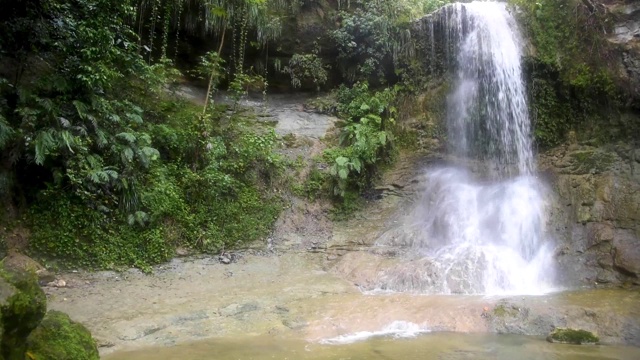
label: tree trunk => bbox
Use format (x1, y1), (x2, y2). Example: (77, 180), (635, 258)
(202, 24), (227, 116)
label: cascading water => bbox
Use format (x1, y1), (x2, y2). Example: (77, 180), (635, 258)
(376, 2), (555, 295)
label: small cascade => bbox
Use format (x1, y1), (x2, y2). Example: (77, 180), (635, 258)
(376, 2), (555, 295)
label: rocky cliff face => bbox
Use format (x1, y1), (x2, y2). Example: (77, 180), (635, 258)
(607, 0), (640, 106)
(536, 0), (640, 287)
(540, 144), (640, 286)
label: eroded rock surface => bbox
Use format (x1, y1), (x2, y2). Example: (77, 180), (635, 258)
(539, 144), (640, 285)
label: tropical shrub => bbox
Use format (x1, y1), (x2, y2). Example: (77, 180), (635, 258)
(324, 82), (397, 198)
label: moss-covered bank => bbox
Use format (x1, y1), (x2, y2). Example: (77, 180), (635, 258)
(0, 262), (97, 360)
(25, 311), (99, 360)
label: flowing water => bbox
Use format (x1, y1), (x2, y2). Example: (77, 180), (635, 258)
(376, 2), (555, 295)
(105, 333), (640, 360)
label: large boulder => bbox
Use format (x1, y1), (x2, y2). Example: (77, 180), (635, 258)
(0, 265), (47, 359)
(24, 311), (99, 360)
(0, 277), (19, 360)
(2, 252), (54, 285)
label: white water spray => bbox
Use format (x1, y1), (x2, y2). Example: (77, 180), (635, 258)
(377, 2), (555, 295)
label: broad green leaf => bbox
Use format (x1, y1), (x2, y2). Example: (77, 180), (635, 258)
(330, 164), (338, 176)
(335, 156), (349, 166)
(379, 132), (387, 145)
(352, 158), (362, 173)
(338, 168), (349, 180)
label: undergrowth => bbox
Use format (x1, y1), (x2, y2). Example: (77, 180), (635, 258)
(28, 98), (284, 271)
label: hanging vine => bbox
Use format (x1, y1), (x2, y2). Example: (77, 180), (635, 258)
(147, 0), (160, 63)
(137, 0), (147, 54)
(236, 3), (249, 75)
(160, 0), (173, 59)
(173, 0), (184, 60)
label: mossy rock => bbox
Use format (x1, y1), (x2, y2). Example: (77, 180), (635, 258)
(492, 304), (519, 318)
(547, 328), (600, 345)
(0, 265), (47, 359)
(0, 277), (18, 360)
(24, 310), (99, 360)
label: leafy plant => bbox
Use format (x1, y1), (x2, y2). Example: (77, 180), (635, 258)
(324, 82), (397, 199)
(283, 43), (329, 90)
(330, 0), (452, 83)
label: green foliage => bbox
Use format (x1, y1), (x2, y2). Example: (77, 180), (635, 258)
(192, 51), (226, 113)
(25, 311), (99, 360)
(28, 192), (172, 271)
(27, 98), (283, 270)
(293, 167), (330, 200)
(331, 0), (452, 83)
(0, 1), (286, 270)
(531, 76), (573, 148)
(324, 82), (397, 199)
(283, 46), (329, 90)
(0, 0), (161, 217)
(228, 70), (267, 103)
(509, 0), (621, 146)
(331, 2), (397, 82)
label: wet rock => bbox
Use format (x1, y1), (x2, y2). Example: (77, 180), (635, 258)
(595, 270), (617, 284)
(94, 337), (115, 348)
(218, 252), (241, 265)
(171, 311), (209, 325)
(281, 318), (307, 330)
(487, 302), (553, 336)
(24, 310), (99, 360)
(542, 145), (640, 286)
(118, 325), (167, 341)
(612, 230), (640, 277)
(2, 251), (54, 284)
(219, 302), (259, 318)
(46, 279), (67, 288)
(0, 277), (17, 356)
(0, 264), (47, 358)
(547, 328), (599, 345)
(607, 1), (640, 103)
(175, 247), (191, 257)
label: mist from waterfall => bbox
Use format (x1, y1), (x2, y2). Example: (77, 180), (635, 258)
(377, 2), (555, 295)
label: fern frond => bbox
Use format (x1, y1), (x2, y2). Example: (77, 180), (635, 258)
(58, 130), (75, 153)
(116, 132), (137, 143)
(34, 129), (57, 165)
(0, 115), (14, 148)
(122, 147), (134, 163)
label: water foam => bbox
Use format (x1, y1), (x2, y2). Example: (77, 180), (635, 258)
(319, 321), (429, 345)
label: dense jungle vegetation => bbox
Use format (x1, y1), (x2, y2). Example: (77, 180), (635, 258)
(0, 0), (632, 270)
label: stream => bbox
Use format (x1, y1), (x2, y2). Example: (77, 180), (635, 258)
(104, 333), (640, 360)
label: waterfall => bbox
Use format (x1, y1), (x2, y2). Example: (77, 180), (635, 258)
(377, 2), (555, 295)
